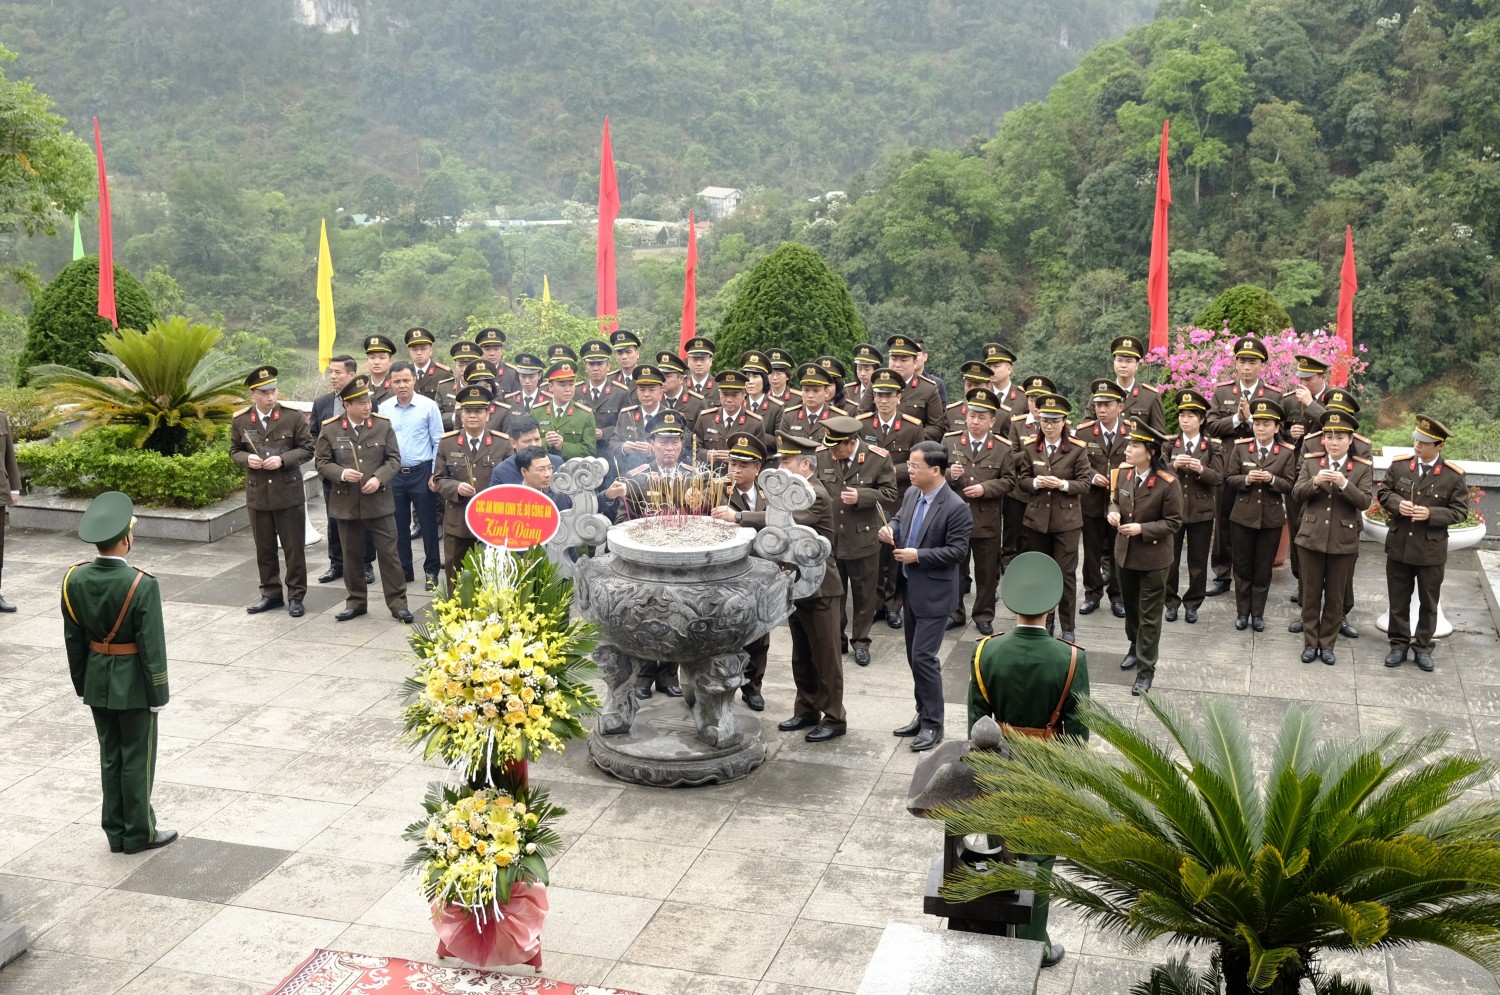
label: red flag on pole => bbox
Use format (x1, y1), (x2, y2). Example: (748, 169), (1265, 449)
(680, 210), (697, 355)
(1147, 120), (1170, 355)
(596, 117), (620, 331)
(1334, 226), (1357, 387)
(94, 118), (117, 328)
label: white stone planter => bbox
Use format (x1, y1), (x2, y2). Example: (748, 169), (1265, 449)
(1362, 514), (1486, 638)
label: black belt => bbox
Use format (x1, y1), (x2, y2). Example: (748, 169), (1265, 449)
(399, 460), (433, 474)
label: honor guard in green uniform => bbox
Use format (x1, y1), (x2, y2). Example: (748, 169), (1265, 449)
(363, 333), (397, 407)
(1110, 420), (1183, 694)
(475, 327), (523, 394)
(533, 360), (597, 460)
(0, 405), (19, 612)
(968, 550), (1089, 970)
(433, 385), (513, 586)
(1377, 415), (1471, 673)
(1110, 335), (1167, 433)
(64, 491), (177, 854)
(230, 366), (314, 617)
(943, 387), (1015, 636)
(817, 414), (897, 667)
(313, 375), (412, 623)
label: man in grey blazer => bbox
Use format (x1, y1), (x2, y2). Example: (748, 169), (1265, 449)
(878, 440), (973, 751)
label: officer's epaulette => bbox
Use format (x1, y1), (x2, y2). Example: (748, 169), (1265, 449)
(1076, 419), (1097, 429)
(370, 412), (390, 421)
(434, 361), (452, 372)
(700, 406), (721, 416)
(1449, 461), (1465, 474)
(322, 414), (341, 425)
(575, 402), (594, 413)
(857, 411), (875, 420)
(440, 430), (460, 439)
(1236, 438), (1254, 446)
(1215, 380), (1236, 388)
(1354, 456), (1373, 465)
(235, 403), (258, 418)
(1156, 470), (1177, 483)
(492, 430), (512, 440)
(435, 376), (455, 386)
(686, 388), (705, 399)
(943, 430), (963, 437)
(869, 445), (889, 457)
(920, 373), (938, 386)
(619, 404), (640, 414)
(1022, 434), (1038, 444)
(1354, 432), (1371, 442)
(1303, 451), (1323, 459)
(628, 464), (650, 476)
(786, 388), (803, 397)
(830, 404), (850, 416)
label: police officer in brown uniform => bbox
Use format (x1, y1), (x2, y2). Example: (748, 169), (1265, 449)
(1206, 336), (1279, 595)
(816, 415), (897, 667)
(1291, 409), (1373, 665)
(364, 334), (397, 407)
(780, 362), (846, 438)
(1110, 421), (1183, 695)
(1164, 389), (1224, 623)
(448, 340), (482, 386)
(943, 387), (1015, 636)
(578, 338), (628, 442)
(475, 327), (523, 394)
(683, 336), (720, 407)
(860, 368), (927, 628)
(1016, 393), (1094, 641)
(981, 342), (1026, 416)
(1110, 335), (1167, 433)
(657, 352), (708, 427)
(711, 432), (775, 710)
(504, 352), (550, 417)
(943, 362), (1005, 442)
(845, 344), (883, 410)
(433, 385), (513, 586)
(1003, 375), (1056, 569)
(765, 349), (801, 407)
(313, 375), (412, 623)
(874, 335), (947, 441)
(1077, 379), (1132, 619)
(742, 350), (784, 434)
(611, 364), (673, 474)
(1226, 398), (1297, 632)
(1293, 388), (1370, 635)
(406, 326), (455, 409)
(231, 366), (314, 617)
(695, 370), (767, 468)
(608, 330), (644, 392)
(1378, 415), (1471, 672)
(1283, 354), (1329, 612)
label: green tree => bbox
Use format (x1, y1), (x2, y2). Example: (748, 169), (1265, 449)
(938, 696), (1500, 995)
(0, 46), (93, 259)
(716, 243), (866, 369)
(1139, 41), (1252, 204)
(18, 256), (160, 385)
(1248, 99), (1323, 200)
(1196, 285), (1291, 338)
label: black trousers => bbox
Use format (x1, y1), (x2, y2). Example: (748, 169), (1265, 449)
(1023, 527), (1081, 632)
(903, 606), (948, 731)
(391, 462), (440, 579)
(1082, 514), (1121, 604)
(743, 633), (770, 697)
(1166, 520), (1213, 611)
(791, 596), (845, 728)
(1387, 558), (1446, 652)
(1000, 497), (1027, 570)
(1230, 522), (1279, 617)
(1120, 565), (1168, 674)
(1212, 486), (1236, 583)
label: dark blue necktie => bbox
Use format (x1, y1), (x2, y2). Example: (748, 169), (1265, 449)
(904, 495), (929, 577)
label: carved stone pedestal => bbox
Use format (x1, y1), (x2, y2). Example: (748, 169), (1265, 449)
(589, 696), (766, 787)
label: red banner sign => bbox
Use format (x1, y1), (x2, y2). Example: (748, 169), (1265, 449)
(465, 485), (561, 550)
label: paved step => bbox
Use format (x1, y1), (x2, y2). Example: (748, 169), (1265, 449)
(0, 892), (30, 969)
(856, 921), (1043, 995)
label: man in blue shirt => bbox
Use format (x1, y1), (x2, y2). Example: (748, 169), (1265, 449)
(380, 361), (445, 589)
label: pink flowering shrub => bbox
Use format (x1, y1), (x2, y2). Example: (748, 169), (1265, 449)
(1145, 325), (1369, 397)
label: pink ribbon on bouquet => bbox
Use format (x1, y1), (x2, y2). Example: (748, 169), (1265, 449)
(432, 882), (549, 969)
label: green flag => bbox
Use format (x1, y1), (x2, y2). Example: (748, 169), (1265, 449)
(72, 212), (83, 260)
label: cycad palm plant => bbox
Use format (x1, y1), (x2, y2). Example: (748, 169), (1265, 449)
(29, 317), (249, 455)
(937, 695), (1500, 995)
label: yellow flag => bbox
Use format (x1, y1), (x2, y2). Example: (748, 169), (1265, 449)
(542, 275), (551, 303)
(317, 220), (337, 372)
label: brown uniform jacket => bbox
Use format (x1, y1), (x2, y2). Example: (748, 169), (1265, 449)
(1164, 434), (1225, 524)
(815, 442), (897, 559)
(858, 412), (924, 509)
(1377, 456), (1471, 566)
(1292, 451), (1374, 555)
(0, 410), (18, 496)
(313, 414), (402, 520)
(663, 389), (706, 425)
(945, 400), (1013, 446)
(609, 405), (673, 472)
(1302, 430), (1372, 460)
(1280, 387), (1325, 442)
(415, 364), (456, 423)
(1118, 381), (1167, 434)
(944, 431), (1014, 539)
(580, 380), (629, 434)
(991, 382), (1026, 418)
(230, 404), (314, 511)
(779, 404), (848, 440)
(1015, 433), (1093, 533)
(744, 395), (783, 437)
(368, 375), (395, 409)
(1109, 465), (1184, 570)
(483, 401), (518, 436)
(433, 430), (513, 538)
(859, 376), (946, 442)
(1206, 379), (1279, 440)
(1225, 438), (1297, 528)
(1075, 419), (1132, 518)
(695, 407), (768, 461)
(741, 476), (842, 601)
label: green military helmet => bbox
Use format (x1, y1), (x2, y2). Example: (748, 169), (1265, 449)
(79, 490), (136, 545)
(1001, 551), (1064, 617)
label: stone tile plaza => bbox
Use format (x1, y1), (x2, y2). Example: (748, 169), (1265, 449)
(2, 506), (1499, 995)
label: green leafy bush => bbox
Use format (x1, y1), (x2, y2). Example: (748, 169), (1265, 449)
(18, 255), (160, 386)
(0, 386), (55, 440)
(1194, 285), (1292, 340)
(716, 242), (866, 369)
(19, 427), (246, 507)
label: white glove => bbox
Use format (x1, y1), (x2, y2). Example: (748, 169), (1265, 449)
(150, 706), (166, 713)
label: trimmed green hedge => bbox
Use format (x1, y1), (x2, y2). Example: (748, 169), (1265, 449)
(19, 427), (246, 508)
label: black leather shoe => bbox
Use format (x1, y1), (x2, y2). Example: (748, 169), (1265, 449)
(975, 620), (994, 636)
(945, 616), (966, 631)
(1290, 592), (1300, 605)
(1235, 615), (1249, 631)
(318, 568), (342, 584)
(1165, 608), (1178, 622)
(910, 728), (943, 752)
(886, 611), (903, 629)
(1207, 579), (1232, 597)
(1111, 601), (1127, 618)
(426, 573), (439, 592)
(246, 596), (284, 614)
(1320, 648), (1336, 665)
(1301, 647), (1318, 664)
(1131, 673), (1154, 696)
(742, 693), (764, 712)
(335, 607), (367, 622)
(659, 683), (684, 698)
(1120, 644), (1138, 671)
(123, 829), (177, 854)
(1385, 648), (1408, 668)
(1288, 618), (1303, 633)
(841, 638), (850, 654)
(1046, 619), (1056, 637)
(1041, 943), (1066, 969)
(779, 714), (819, 732)
(1060, 631), (1076, 644)
(288, 599), (304, 618)
(393, 609), (414, 624)
(1184, 609), (1198, 624)
(1078, 599), (1099, 615)
(364, 568), (375, 585)
(636, 686), (653, 699)
(1340, 618), (1359, 639)
(893, 717), (922, 737)
(854, 646), (871, 666)
(1416, 652), (1436, 673)
(1251, 616), (1265, 633)
(0, 594), (15, 613)
(109, 840), (123, 853)
(805, 724), (845, 743)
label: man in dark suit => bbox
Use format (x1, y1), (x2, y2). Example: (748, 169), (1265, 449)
(311, 355), (374, 586)
(879, 440), (973, 751)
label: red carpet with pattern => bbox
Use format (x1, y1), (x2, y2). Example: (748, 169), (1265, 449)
(266, 949), (645, 995)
